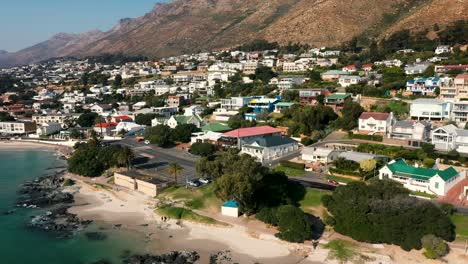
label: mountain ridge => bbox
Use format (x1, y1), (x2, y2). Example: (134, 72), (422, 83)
(1, 0), (466, 68)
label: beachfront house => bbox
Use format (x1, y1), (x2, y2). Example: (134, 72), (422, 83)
(379, 159), (464, 196)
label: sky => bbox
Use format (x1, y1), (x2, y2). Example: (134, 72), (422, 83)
(0, 0), (164, 52)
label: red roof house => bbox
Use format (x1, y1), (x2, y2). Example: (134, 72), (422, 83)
(95, 122), (118, 128)
(222, 126), (280, 139)
(113, 115), (133, 123)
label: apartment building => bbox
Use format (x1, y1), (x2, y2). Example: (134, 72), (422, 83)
(220, 97), (252, 111)
(0, 121), (37, 135)
(410, 99), (451, 121)
(32, 113), (73, 128)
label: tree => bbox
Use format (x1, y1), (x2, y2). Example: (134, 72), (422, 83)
(168, 163), (183, 184)
(322, 181), (455, 250)
(251, 66), (277, 83)
(173, 124), (200, 143)
(76, 112), (99, 128)
(70, 128), (82, 139)
(422, 158), (435, 168)
(189, 142), (216, 156)
(115, 147), (135, 170)
(135, 113), (158, 126)
(421, 235), (449, 259)
(0, 112), (15, 121)
(335, 100), (364, 131)
(360, 159), (377, 173)
(144, 125), (174, 147)
(275, 205), (313, 243)
(113, 74), (122, 88)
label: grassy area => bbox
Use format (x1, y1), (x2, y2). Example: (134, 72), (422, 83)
(155, 206), (227, 226)
(451, 214), (468, 238)
(323, 239), (359, 263)
(299, 188), (330, 210)
(158, 184), (222, 211)
(409, 191), (437, 199)
(106, 176), (115, 184)
(93, 183), (113, 190)
(274, 165), (305, 177)
(327, 174), (359, 184)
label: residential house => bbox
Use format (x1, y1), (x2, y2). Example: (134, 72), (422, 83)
(94, 122), (118, 136)
(184, 105), (205, 117)
(151, 117), (170, 127)
(358, 112), (395, 135)
(405, 63), (431, 75)
(167, 96), (183, 107)
(240, 135), (299, 165)
(325, 93), (352, 111)
(338, 75), (364, 87)
(245, 97), (280, 121)
(36, 122), (62, 136)
(274, 102), (296, 113)
(0, 121), (37, 135)
(220, 126), (281, 149)
(321, 70), (349, 81)
(435, 45), (452, 55)
(440, 75), (468, 100)
(190, 131), (223, 145)
(299, 89), (329, 105)
(167, 115), (204, 129)
(451, 101), (468, 125)
(379, 159), (463, 196)
(220, 97), (252, 111)
(342, 65), (357, 73)
(90, 104), (112, 114)
(435, 65), (468, 74)
(432, 124), (468, 154)
(410, 99), (452, 121)
(201, 122), (232, 133)
(406, 77), (441, 95)
(301, 147), (342, 164)
(390, 121), (432, 141)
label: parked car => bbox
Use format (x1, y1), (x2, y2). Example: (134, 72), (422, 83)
(144, 140), (150, 145)
(327, 179), (339, 186)
(199, 177), (212, 184)
(187, 179), (201, 187)
(305, 166), (313, 172)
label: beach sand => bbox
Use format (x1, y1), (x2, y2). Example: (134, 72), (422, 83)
(66, 177), (326, 263)
(0, 140), (59, 150)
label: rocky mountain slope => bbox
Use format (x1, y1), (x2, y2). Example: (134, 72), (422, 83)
(1, 0), (466, 68)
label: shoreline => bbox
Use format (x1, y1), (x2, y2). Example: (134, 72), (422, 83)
(66, 175), (325, 264)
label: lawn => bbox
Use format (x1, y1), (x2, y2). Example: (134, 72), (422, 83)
(299, 188), (330, 212)
(327, 174), (359, 184)
(155, 206), (227, 226)
(409, 191), (437, 199)
(274, 165), (305, 177)
(158, 184), (222, 211)
(451, 214), (468, 238)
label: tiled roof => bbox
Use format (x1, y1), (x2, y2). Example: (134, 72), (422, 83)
(387, 159), (458, 182)
(223, 126), (280, 138)
(95, 122), (118, 128)
(359, 112), (390, 121)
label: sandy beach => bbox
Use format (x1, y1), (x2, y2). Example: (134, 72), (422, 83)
(0, 140), (59, 150)
(66, 176), (328, 263)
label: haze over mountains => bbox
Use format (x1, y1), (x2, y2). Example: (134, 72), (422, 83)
(0, 0), (467, 68)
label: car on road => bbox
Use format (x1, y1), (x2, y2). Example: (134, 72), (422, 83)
(327, 179), (339, 186)
(199, 177), (212, 184)
(144, 140), (150, 145)
(186, 179), (202, 187)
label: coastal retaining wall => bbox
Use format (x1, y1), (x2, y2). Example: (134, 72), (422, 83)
(114, 173), (136, 190)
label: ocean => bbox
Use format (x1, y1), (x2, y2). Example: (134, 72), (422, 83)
(0, 150), (145, 264)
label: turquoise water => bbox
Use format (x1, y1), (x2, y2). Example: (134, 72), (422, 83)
(0, 150), (144, 264)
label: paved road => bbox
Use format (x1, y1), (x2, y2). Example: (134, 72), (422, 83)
(118, 138), (199, 184)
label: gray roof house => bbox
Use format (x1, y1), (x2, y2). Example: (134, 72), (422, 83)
(241, 135), (299, 165)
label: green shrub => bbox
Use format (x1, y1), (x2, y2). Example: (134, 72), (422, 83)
(190, 142), (216, 156)
(275, 205), (313, 243)
(350, 133), (383, 142)
(279, 160), (305, 170)
(256, 207), (279, 225)
(421, 235), (449, 259)
(63, 178), (75, 186)
(301, 137), (315, 146)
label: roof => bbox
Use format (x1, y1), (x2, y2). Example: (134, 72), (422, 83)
(411, 98), (445, 105)
(456, 74), (468, 79)
(95, 122), (118, 128)
(202, 122), (232, 132)
(114, 115), (132, 121)
(326, 93), (351, 100)
(223, 126), (280, 138)
(302, 147), (335, 156)
(275, 102), (296, 107)
(322, 70), (349, 75)
(386, 159), (458, 182)
(338, 151), (379, 163)
(222, 200), (238, 208)
(243, 135), (297, 148)
(359, 112), (390, 121)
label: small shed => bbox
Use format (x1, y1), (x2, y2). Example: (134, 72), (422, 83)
(221, 200), (239, 217)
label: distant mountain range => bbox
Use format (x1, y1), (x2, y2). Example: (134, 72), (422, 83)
(1, 0), (467, 68)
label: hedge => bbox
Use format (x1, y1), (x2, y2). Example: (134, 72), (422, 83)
(279, 160), (305, 170)
(349, 132), (383, 142)
(329, 167), (361, 177)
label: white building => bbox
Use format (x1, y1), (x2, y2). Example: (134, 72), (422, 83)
(301, 147), (342, 164)
(0, 121), (37, 135)
(36, 122), (61, 136)
(184, 105), (205, 117)
(432, 125), (468, 154)
(390, 121), (432, 141)
(240, 135), (299, 165)
(435, 45), (452, 55)
(410, 99), (452, 121)
(220, 97), (252, 111)
(358, 112), (394, 135)
(379, 159), (464, 196)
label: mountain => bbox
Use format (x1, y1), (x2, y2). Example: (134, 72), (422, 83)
(1, 0), (467, 67)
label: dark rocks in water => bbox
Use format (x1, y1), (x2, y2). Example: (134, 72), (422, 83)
(16, 175), (73, 208)
(123, 251), (200, 264)
(3, 209), (16, 215)
(85, 232), (108, 241)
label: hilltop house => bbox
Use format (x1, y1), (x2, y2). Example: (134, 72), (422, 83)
(410, 99), (452, 121)
(389, 121), (432, 141)
(358, 112), (395, 135)
(379, 159), (464, 196)
(406, 77), (440, 95)
(338, 75), (365, 87)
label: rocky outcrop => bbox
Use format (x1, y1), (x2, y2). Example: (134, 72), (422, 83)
(122, 251), (200, 264)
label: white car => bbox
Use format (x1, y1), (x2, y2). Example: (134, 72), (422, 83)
(144, 140), (150, 145)
(199, 177), (212, 184)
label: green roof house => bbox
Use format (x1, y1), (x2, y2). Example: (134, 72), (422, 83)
(167, 114), (204, 129)
(378, 159), (463, 196)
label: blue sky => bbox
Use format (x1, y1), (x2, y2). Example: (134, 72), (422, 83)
(0, 0), (164, 52)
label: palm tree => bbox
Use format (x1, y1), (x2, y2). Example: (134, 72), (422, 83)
(168, 162), (183, 184)
(116, 147), (135, 170)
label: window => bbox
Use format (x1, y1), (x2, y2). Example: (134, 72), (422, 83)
(435, 182), (439, 189)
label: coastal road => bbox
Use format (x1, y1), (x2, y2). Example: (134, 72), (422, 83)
(117, 138), (199, 184)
